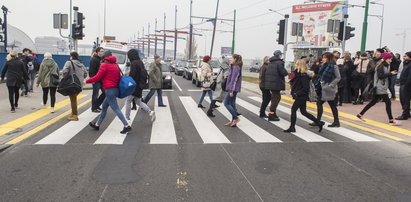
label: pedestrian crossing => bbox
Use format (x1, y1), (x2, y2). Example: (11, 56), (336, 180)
(33, 95), (380, 146)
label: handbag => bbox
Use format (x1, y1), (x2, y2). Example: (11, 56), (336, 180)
(210, 68), (223, 91)
(57, 60), (82, 96)
(50, 73), (60, 86)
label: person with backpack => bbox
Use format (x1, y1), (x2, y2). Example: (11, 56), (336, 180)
(19, 48), (31, 96)
(284, 59), (324, 133)
(87, 50), (132, 134)
(207, 56), (230, 117)
(36, 52), (59, 113)
(27, 50), (40, 93)
(224, 54), (243, 127)
(143, 55), (166, 107)
(89, 47), (106, 113)
(352, 53), (374, 104)
(125, 49), (155, 122)
(62, 52), (88, 121)
(311, 52), (341, 128)
(1, 50), (29, 113)
(356, 53), (400, 125)
(197, 55), (213, 108)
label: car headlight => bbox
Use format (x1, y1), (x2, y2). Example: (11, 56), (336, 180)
(165, 75), (171, 80)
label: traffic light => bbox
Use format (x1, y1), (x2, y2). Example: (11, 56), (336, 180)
(337, 21), (344, 41)
(345, 26), (355, 40)
(277, 19), (285, 45)
(72, 12), (85, 40)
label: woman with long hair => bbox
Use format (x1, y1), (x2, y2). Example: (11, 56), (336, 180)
(285, 59), (324, 133)
(258, 56), (271, 118)
(224, 54), (242, 127)
(1, 50), (29, 112)
(197, 55), (214, 108)
(311, 52), (341, 127)
(356, 53), (400, 125)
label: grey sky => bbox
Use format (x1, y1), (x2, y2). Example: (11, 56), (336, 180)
(2, 0), (411, 59)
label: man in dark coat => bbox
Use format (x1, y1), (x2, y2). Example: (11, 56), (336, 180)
(264, 50), (288, 121)
(397, 52), (411, 120)
(89, 47), (105, 112)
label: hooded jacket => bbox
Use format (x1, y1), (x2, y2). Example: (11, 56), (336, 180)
(264, 57), (288, 91)
(1, 57), (29, 87)
(62, 59), (88, 89)
(399, 60), (411, 88)
(86, 56), (121, 90)
(127, 49), (145, 97)
(89, 54), (102, 78)
(37, 58), (59, 87)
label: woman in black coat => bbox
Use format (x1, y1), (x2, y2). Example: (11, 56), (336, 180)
(1, 50), (29, 112)
(284, 59), (324, 133)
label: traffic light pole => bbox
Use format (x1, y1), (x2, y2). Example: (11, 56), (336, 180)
(360, 0), (370, 52)
(342, 14), (348, 54)
(163, 13), (166, 60)
(210, 0), (220, 58)
(231, 9), (236, 55)
(155, 18), (158, 56)
(2, 7), (8, 53)
(283, 14), (289, 62)
(189, 0), (193, 60)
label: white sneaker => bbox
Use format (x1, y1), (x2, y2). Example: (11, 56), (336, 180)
(50, 107), (55, 113)
(149, 111), (156, 122)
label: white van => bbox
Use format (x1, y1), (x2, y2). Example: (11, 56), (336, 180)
(100, 40), (130, 74)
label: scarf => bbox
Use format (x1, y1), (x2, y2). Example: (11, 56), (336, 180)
(318, 62), (335, 84)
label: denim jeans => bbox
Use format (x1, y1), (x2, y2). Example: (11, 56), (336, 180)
(28, 71), (36, 91)
(144, 88), (164, 106)
(198, 90), (213, 105)
(92, 82), (105, 110)
(224, 91), (238, 121)
(97, 88), (129, 126)
(388, 75), (397, 98)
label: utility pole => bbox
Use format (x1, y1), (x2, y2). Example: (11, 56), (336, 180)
(69, 0), (73, 51)
(210, 0), (220, 58)
(155, 18), (158, 56)
(148, 23), (150, 57)
(189, 0), (193, 60)
(142, 27), (145, 56)
(103, 0), (106, 37)
(174, 5), (177, 60)
(360, 0), (370, 52)
(231, 9), (236, 55)
(163, 13), (166, 60)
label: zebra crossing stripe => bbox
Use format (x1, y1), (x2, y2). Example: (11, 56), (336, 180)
(35, 109), (99, 145)
(236, 98), (332, 142)
(94, 105), (138, 145)
(150, 96), (178, 144)
(205, 98), (282, 143)
(179, 96), (230, 144)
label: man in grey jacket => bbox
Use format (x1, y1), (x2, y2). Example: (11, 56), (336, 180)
(265, 50), (288, 121)
(143, 55), (166, 107)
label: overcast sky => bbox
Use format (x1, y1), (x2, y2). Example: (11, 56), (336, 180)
(2, 0), (411, 59)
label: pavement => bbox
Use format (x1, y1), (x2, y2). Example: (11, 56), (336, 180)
(0, 75), (410, 201)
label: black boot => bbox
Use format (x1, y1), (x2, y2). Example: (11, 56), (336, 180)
(259, 113), (268, 118)
(283, 127), (296, 133)
(207, 110), (215, 117)
(268, 114), (280, 121)
(318, 121), (325, 132)
(328, 122), (340, 127)
(198, 104), (205, 108)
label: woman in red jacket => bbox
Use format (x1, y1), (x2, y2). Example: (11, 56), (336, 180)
(86, 51), (132, 134)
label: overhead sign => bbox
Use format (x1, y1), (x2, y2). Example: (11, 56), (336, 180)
(290, 1), (347, 48)
(221, 47), (232, 55)
(53, 13), (68, 29)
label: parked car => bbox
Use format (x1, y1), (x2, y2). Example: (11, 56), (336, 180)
(192, 59), (221, 87)
(249, 63), (260, 72)
(175, 61), (186, 76)
(161, 63), (173, 89)
(183, 62), (196, 80)
(169, 61), (178, 72)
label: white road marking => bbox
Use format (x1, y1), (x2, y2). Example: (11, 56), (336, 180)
(150, 96), (178, 144)
(172, 78), (182, 92)
(249, 96), (379, 142)
(237, 98), (332, 142)
(179, 96), (230, 144)
(35, 109), (99, 145)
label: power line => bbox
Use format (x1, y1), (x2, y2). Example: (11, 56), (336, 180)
(219, 0), (271, 17)
(237, 22), (276, 31)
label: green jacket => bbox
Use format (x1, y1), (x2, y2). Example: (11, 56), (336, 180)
(148, 62), (162, 89)
(37, 58), (59, 87)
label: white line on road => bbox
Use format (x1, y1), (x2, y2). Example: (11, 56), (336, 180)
(172, 78), (182, 92)
(94, 105), (138, 145)
(143, 89), (174, 92)
(35, 109), (99, 145)
(150, 96), (178, 144)
(205, 98), (282, 143)
(179, 96), (230, 144)
(187, 89), (202, 92)
(237, 98), (332, 142)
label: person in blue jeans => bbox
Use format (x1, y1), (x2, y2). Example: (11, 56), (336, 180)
(198, 56), (213, 108)
(86, 51), (131, 134)
(224, 54), (243, 127)
(143, 55), (166, 107)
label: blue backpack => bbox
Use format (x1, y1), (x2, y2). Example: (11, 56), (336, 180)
(117, 66), (136, 98)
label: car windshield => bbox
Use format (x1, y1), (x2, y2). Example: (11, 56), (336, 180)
(109, 50), (127, 64)
(210, 60), (221, 69)
(161, 64), (170, 72)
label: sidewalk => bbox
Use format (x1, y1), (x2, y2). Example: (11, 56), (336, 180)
(242, 81), (411, 143)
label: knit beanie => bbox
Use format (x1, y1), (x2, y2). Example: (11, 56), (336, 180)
(381, 52), (392, 60)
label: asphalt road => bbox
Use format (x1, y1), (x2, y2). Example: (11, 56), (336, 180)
(0, 75), (410, 202)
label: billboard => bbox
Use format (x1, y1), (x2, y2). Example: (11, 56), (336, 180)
(291, 1), (347, 48)
(221, 47), (232, 55)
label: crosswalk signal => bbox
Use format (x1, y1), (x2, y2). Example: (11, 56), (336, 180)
(277, 19), (285, 45)
(337, 21), (344, 41)
(345, 26), (355, 40)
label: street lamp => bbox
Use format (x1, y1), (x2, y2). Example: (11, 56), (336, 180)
(370, 1), (384, 48)
(268, 9), (285, 17)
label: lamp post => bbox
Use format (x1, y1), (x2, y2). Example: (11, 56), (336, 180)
(370, 1), (384, 48)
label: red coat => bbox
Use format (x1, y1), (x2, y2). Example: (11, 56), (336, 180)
(86, 56), (121, 89)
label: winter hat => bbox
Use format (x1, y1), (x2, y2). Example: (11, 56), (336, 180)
(405, 52), (411, 58)
(154, 55), (161, 60)
(273, 50), (283, 56)
(381, 52), (393, 60)
(102, 50), (112, 59)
